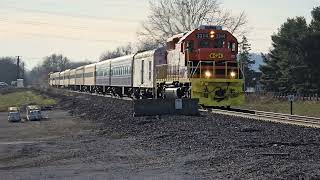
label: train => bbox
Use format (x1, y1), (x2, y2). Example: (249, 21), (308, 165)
(49, 25), (244, 107)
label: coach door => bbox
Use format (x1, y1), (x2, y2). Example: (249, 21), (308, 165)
(141, 60), (144, 84)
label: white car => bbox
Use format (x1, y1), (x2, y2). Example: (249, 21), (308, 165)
(0, 82), (8, 88)
(26, 106), (42, 121)
(8, 107), (21, 122)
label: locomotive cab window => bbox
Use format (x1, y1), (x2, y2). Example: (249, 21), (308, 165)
(228, 42), (237, 52)
(232, 42), (236, 52)
(186, 41), (194, 52)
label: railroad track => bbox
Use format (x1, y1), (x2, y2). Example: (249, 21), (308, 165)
(210, 108), (320, 129)
(51, 88), (320, 128)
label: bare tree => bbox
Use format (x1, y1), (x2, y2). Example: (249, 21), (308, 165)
(99, 43), (133, 61)
(139, 0), (248, 43)
(136, 39), (160, 52)
(42, 54), (71, 72)
(27, 54), (92, 86)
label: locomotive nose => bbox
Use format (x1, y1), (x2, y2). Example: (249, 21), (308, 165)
(195, 48), (229, 61)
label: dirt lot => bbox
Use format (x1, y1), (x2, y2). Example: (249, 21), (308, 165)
(0, 89), (320, 179)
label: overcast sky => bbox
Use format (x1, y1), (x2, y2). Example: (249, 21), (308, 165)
(0, 0), (319, 70)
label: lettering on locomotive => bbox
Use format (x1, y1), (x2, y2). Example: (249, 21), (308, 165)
(209, 53), (224, 59)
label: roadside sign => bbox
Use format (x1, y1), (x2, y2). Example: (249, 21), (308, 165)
(288, 95), (294, 102)
(175, 99), (183, 110)
(288, 95), (294, 115)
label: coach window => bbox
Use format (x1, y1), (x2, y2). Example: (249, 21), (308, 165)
(149, 61), (152, 81)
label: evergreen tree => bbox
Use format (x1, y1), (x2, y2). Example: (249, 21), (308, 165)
(260, 17), (308, 93)
(259, 54), (281, 91)
(301, 7), (320, 93)
(310, 7), (320, 32)
(238, 36), (255, 90)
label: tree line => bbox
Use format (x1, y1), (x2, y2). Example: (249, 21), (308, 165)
(260, 7), (320, 94)
(28, 54), (91, 86)
(0, 57), (24, 84)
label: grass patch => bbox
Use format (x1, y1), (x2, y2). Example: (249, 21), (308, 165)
(238, 96), (320, 117)
(0, 90), (56, 112)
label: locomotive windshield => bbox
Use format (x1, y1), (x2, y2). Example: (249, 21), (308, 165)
(199, 41), (210, 48)
(197, 33), (226, 49)
(214, 38), (224, 48)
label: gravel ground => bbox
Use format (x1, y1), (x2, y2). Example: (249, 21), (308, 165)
(0, 89), (320, 179)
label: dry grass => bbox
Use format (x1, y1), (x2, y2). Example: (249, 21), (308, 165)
(237, 94), (320, 117)
(0, 90), (56, 112)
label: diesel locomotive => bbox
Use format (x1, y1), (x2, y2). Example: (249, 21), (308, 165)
(49, 25), (244, 107)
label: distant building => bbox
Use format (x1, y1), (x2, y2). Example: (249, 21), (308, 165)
(17, 79), (24, 88)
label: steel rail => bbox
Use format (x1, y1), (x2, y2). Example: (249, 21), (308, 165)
(210, 108), (320, 128)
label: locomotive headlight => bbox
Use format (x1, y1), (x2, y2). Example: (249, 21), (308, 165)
(205, 71), (212, 78)
(210, 31), (215, 38)
(230, 71), (236, 78)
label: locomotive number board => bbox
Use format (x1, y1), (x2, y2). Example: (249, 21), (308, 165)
(196, 33), (226, 39)
(196, 33), (209, 39)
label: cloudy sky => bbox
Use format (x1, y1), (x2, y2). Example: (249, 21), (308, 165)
(0, 0), (319, 70)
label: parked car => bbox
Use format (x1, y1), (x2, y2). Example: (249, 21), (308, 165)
(26, 105), (42, 121)
(8, 107), (21, 122)
(0, 82), (8, 88)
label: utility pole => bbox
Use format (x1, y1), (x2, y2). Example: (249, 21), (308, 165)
(16, 56), (21, 79)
